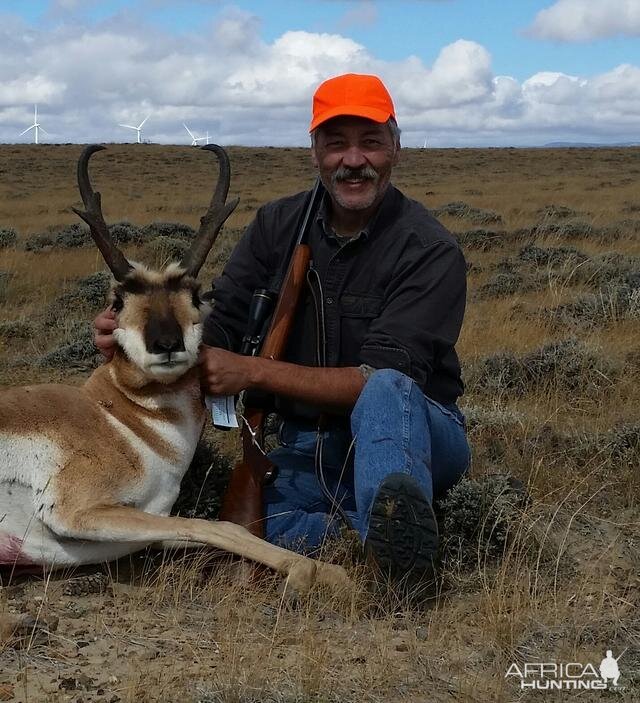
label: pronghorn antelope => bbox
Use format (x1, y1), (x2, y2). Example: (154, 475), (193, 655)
(0, 144), (350, 638)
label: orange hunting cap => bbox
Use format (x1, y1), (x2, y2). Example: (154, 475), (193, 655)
(309, 73), (396, 132)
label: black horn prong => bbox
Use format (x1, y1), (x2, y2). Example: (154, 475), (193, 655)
(180, 144), (239, 278)
(72, 144), (132, 282)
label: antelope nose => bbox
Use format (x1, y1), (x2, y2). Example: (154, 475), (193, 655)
(151, 337), (185, 355)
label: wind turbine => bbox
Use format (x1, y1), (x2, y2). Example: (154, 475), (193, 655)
(118, 115), (150, 143)
(422, 136), (428, 149)
(20, 105), (48, 144)
(183, 123), (205, 146)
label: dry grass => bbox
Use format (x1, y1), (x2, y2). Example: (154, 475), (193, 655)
(1, 144), (639, 701)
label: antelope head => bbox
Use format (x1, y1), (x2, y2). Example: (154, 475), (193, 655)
(73, 144), (238, 383)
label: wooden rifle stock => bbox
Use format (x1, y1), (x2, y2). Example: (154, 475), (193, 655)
(218, 244), (312, 537)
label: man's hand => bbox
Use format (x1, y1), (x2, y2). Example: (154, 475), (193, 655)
(199, 346), (255, 396)
(94, 307), (118, 361)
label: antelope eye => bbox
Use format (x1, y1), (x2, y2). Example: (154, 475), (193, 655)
(111, 294), (124, 313)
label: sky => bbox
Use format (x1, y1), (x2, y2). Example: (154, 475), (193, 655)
(2, 0), (640, 147)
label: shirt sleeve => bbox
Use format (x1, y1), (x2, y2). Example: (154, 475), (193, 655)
(202, 211), (273, 351)
(358, 240), (467, 388)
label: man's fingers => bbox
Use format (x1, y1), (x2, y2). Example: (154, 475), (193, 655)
(95, 334), (116, 357)
(95, 332), (114, 346)
(94, 305), (118, 362)
(95, 314), (117, 332)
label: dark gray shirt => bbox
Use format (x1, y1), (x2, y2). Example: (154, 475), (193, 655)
(203, 184), (467, 417)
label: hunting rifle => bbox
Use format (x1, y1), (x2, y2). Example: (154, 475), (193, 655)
(217, 178), (325, 537)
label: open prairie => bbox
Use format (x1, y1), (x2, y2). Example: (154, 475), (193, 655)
(1, 144), (639, 702)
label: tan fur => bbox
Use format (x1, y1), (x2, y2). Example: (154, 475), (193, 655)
(0, 264), (351, 631)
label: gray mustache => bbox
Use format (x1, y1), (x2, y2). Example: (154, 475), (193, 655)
(332, 166), (378, 183)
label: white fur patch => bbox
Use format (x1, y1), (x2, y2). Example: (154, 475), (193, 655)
(113, 323), (201, 384)
(100, 406), (200, 515)
(0, 480), (143, 567)
(0, 433), (62, 506)
(185, 322), (203, 357)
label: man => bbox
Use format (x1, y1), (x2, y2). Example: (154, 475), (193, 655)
(96, 73), (470, 585)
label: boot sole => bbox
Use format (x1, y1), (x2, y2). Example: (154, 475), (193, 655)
(365, 472), (439, 587)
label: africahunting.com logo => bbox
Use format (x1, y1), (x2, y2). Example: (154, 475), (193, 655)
(505, 649), (625, 691)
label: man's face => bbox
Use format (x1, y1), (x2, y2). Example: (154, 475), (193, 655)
(311, 116), (399, 213)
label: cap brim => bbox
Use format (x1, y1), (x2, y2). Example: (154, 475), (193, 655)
(309, 105), (392, 132)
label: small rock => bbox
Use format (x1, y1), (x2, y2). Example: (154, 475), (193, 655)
(396, 642), (409, 652)
(416, 626), (429, 641)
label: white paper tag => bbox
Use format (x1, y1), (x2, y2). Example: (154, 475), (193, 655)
(205, 395), (239, 429)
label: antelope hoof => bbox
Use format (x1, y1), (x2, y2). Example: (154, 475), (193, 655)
(315, 563), (352, 591)
(284, 559), (317, 595)
(284, 560), (352, 595)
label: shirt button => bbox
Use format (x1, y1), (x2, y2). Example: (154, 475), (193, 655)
(326, 297), (334, 305)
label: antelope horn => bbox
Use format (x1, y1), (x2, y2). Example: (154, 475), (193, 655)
(71, 144), (133, 282)
(180, 143), (239, 277)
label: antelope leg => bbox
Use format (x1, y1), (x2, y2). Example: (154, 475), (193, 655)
(56, 506), (351, 593)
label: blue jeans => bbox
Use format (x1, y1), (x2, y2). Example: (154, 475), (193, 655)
(263, 369), (470, 552)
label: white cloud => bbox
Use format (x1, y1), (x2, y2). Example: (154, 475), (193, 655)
(526, 0), (640, 41)
(523, 72), (585, 105)
(0, 76), (65, 107)
(1, 11), (639, 147)
(211, 7), (262, 53)
(393, 40), (494, 120)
